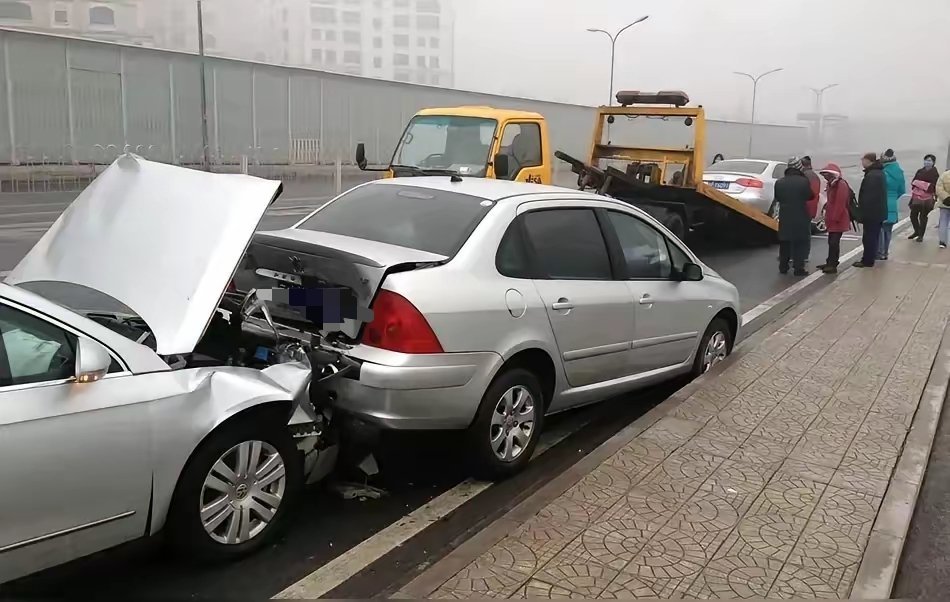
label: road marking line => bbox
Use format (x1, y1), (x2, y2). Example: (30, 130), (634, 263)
(741, 217), (911, 326)
(272, 418), (588, 600)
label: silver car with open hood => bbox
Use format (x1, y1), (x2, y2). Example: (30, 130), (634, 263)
(0, 156), (346, 584)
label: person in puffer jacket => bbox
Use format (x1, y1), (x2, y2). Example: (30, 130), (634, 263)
(816, 163), (853, 274)
(878, 149), (906, 260)
(937, 168), (950, 248)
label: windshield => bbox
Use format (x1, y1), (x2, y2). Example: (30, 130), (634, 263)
(706, 160), (770, 175)
(392, 115), (497, 176)
(298, 184), (493, 257)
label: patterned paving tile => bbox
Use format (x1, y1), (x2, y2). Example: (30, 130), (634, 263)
(647, 447), (725, 483)
(830, 456), (893, 497)
(573, 514), (660, 570)
(747, 475), (827, 519)
(515, 495), (607, 543)
(714, 512), (808, 562)
(690, 380), (744, 409)
(665, 489), (747, 549)
(811, 486), (882, 531)
(787, 519), (865, 571)
(731, 434), (795, 470)
(670, 396), (722, 424)
(752, 408), (811, 446)
(637, 417), (703, 454)
(563, 464), (637, 509)
(599, 572), (679, 599)
(621, 526), (711, 592)
(768, 562), (856, 599)
(683, 419), (748, 459)
(788, 433), (849, 469)
(701, 458), (774, 499)
(431, 536), (557, 598)
(619, 476), (704, 526)
(686, 554), (784, 599)
(533, 543), (620, 598)
(774, 458), (835, 485)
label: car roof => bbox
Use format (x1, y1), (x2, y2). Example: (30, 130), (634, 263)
(366, 176), (602, 203)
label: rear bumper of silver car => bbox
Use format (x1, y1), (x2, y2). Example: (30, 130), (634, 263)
(333, 350), (504, 430)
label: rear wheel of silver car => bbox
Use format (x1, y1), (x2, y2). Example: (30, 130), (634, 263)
(692, 318), (733, 377)
(468, 368), (544, 481)
(166, 416), (301, 561)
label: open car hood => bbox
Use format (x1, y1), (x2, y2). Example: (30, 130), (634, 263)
(6, 155), (281, 356)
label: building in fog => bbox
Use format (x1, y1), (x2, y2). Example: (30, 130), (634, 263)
(0, 0), (455, 88)
(0, 0), (154, 45)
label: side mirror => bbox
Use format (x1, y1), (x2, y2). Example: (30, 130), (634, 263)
(493, 153), (510, 179)
(679, 262), (704, 282)
(75, 338), (112, 383)
(355, 143), (367, 170)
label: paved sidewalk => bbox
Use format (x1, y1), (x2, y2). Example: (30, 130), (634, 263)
(406, 236), (950, 600)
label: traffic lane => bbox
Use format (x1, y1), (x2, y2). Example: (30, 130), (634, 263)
(1, 382), (679, 600)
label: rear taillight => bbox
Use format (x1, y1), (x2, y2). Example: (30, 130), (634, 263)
(736, 178), (764, 189)
(361, 290), (443, 354)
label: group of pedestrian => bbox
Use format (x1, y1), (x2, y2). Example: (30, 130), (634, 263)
(774, 149), (950, 274)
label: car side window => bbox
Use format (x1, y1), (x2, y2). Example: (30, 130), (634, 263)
(522, 209), (611, 280)
(496, 218), (532, 279)
(772, 163), (787, 179)
(606, 211), (672, 280)
(0, 304), (76, 387)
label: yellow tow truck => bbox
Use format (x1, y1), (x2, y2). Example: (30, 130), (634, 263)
(356, 106), (552, 184)
(556, 91), (778, 242)
(356, 93), (778, 242)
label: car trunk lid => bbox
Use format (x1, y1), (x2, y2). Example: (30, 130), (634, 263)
(240, 229), (448, 340)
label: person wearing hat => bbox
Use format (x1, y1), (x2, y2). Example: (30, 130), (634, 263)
(878, 149), (906, 260)
(855, 152), (888, 268)
(817, 163), (853, 274)
(908, 154), (940, 242)
(937, 166), (950, 248)
(774, 157), (813, 276)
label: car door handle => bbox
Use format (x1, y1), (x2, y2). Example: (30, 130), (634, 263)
(639, 294), (655, 305)
(552, 298), (574, 311)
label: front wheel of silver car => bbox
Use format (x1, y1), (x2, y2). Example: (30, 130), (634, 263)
(166, 415), (301, 562)
(692, 318), (733, 377)
(467, 368), (544, 481)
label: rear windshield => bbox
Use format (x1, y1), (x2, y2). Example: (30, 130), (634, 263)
(297, 184), (493, 256)
(707, 160), (769, 175)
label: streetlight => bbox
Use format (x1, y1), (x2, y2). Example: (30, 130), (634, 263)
(197, 0), (211, 171)
(587, 15), (650, 106)
(733, 68), (784, 157)
(808, 83), (839, 148)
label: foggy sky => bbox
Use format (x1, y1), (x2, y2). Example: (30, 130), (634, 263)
(453, 0), (950, 125)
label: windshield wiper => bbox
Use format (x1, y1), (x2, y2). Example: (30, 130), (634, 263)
(391, 164), (460, 177)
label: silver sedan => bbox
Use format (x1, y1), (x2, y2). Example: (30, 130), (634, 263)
(0, 157), (337, 584)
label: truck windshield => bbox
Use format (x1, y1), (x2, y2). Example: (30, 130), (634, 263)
(392, 115), (497, 176)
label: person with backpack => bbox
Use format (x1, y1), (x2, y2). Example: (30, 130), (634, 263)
(816, 163), (853, 274)
(878, 149), (906, 260)
(937, 168), (950, 248)
(855, 153), (888, 268)
(908, 154), (940, 242)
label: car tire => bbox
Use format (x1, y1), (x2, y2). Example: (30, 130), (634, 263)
(165, 415), (301, 562)
(467, 368), (545, 481)
(691, 318), (733, 377)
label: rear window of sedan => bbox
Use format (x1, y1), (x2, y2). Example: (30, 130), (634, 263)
(706, 160), (770, 175)
(297, 184), (493, 257)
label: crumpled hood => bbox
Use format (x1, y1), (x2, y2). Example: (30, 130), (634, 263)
(6, 155), (281, 356)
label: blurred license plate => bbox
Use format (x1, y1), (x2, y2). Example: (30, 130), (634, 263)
(710, 181), (731, 190)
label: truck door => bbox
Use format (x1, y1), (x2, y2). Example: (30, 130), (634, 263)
(497, 122), (545, 184)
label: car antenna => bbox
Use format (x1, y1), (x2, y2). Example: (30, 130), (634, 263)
(450, 174), (463, 183)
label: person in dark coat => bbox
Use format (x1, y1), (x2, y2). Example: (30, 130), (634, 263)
(908, 154), (941, 241)
(775, 157), (813, 276)
(855, 152), (888, 268)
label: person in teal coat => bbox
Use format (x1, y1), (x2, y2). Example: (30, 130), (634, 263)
(878, 149), (906, 260)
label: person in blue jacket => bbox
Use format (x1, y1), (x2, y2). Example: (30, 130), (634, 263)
(878, 149), (906, 260)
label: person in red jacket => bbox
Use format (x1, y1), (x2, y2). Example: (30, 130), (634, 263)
(816, 163), (853, 274)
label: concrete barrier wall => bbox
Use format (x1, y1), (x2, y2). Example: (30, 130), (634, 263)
(0, 28), (807, 168)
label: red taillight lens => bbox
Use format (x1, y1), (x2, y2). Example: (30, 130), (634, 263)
(736, 178), (764, 189)
(361, 290), (443, 354)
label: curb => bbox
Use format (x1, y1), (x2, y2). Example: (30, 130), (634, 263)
(850, 311), (950, 598)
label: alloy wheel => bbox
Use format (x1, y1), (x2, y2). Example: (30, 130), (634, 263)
(703, 331), (728, 373)
(199, 440), (287, 545)
(489, 385), (537, 462)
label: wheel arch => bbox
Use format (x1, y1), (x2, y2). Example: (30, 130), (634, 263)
(713, 307), (739, 351)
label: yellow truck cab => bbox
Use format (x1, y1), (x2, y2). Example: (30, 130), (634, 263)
(356, 106), (553, 184)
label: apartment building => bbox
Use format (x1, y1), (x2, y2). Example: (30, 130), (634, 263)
(0, 0), (154, 45)
(0, 0), (455, 86)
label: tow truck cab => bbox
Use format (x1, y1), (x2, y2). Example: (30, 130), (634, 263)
(356, 107), (553, 185)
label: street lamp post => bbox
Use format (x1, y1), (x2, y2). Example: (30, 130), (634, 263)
(733, 68), (784, 157)
(197, 0), (211, 171)
(808, 83), (839, 149)
(587, 15), (650, 106)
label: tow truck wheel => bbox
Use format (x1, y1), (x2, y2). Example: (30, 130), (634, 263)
(166, 416), (302, 562)
(467, 368), (544, 481)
